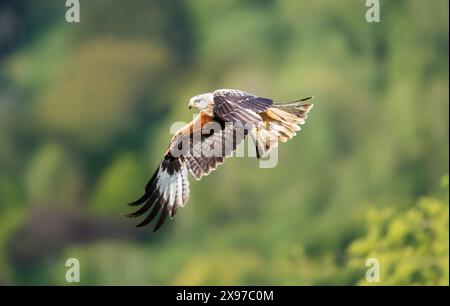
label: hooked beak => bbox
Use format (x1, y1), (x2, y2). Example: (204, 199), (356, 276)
(188, 101), (194, 109)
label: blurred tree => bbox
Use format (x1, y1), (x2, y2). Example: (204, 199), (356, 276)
(90, 152), (146, 216)
(25, 142), (82, 207)
(348, 176), (449, 285)
(0, 0), (447, 285)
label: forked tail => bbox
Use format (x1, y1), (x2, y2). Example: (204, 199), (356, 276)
(250, 97), (314, 158)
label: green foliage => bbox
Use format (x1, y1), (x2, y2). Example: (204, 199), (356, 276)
(25, 143), (82, 207)
(0, 175), (26, 283)
(348, 177), (449, 285)
(90, 152), (146, 216)
(33, 38), (170, 148)
(57, 242), (154, 285)
(0, 0), (448, 285)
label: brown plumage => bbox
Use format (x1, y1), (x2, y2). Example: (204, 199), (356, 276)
(252, 98), (314, 158)
(126, 89), (314, 232)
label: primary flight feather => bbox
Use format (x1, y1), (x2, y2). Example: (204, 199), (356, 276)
(126, 89), (314, 232)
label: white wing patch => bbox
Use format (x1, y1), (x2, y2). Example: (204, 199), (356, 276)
(125, 160), (190, 232)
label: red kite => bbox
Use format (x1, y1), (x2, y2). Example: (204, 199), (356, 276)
(126, 89), (313, 232)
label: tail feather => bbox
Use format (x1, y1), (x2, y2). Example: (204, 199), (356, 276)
(251, 98), (314, 158)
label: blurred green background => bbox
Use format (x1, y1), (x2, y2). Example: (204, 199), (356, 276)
(0, 0), (448, 285)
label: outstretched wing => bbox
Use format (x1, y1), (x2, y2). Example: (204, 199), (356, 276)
(125, 153), (190, 232)
(213, 89), (273, 126)
(126, 112), (247, 232)
(182, 117), (248, 180)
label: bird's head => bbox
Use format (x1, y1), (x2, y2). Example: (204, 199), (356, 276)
(188, 93), (213, 110)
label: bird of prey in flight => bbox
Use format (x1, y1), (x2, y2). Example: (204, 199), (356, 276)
(126, 89), (313, 232)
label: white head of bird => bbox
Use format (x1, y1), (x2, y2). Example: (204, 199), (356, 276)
(188, 93), (213, 110)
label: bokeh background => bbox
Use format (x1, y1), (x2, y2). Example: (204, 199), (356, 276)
(0, 0), (448, 285)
